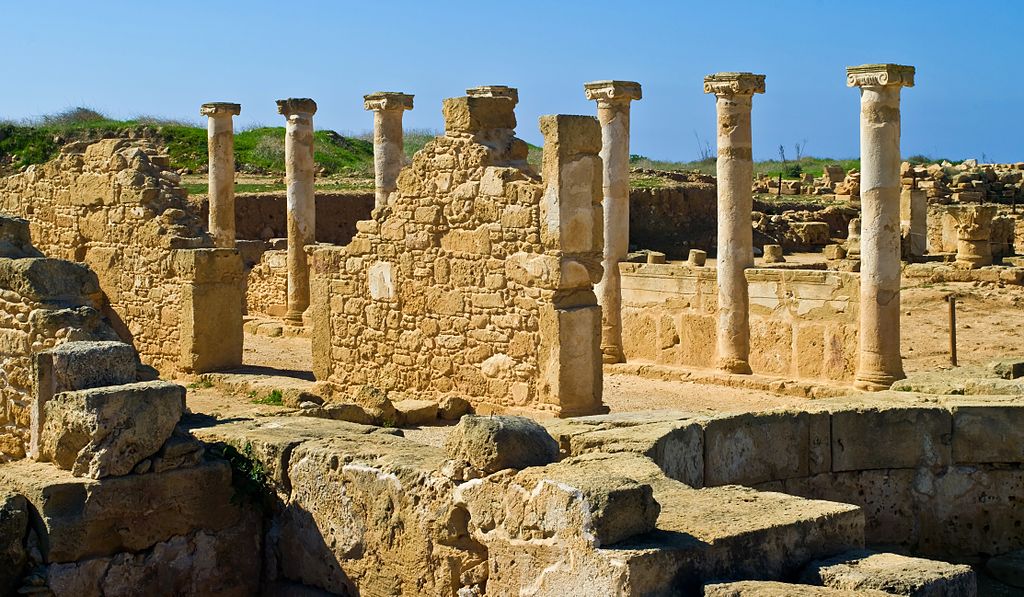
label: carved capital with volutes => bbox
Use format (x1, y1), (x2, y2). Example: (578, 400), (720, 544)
(584, 80), (642, 105)
(276, 98), (318, 117)
(846, 64), (915, 88)
(200, 102), (241, 117)
(703, 73), (765, 96)
(363, 92), (414, 112)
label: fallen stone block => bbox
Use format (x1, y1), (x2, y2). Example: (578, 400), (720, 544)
(704, 580), (889, 596)
(438, 395), (471, 420)
(444, 415), (559, 474)
(989, 358), (1024, 379)
(393, 399), (438, 426)
(801, 550), (976, 596)
(987, 549), (1024, 588)
(39, 381), (184, 478)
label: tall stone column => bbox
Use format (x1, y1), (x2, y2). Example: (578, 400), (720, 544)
(584, 80), (642, 364)
(847, 64), (914, 390)
(276, 98), (318, 325)
(363, 92), (413, 209)
(200, 102), (241, 248)
(704, 73), (764, 374)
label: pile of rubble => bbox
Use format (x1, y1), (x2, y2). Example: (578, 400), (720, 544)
(902, 159), (1024, 204)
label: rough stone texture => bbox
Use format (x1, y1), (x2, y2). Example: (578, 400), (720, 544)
(0, 458), (242, 563)
(365, 92), (414, 209)
(0, 138), (244, 375)
(39, 381), (184, 478)
(393, 398), (438, 426)
(831, 406), (951, 471)
(704, 581), (890, 596)
(444, 414), (558, 474)
(201, 102), (241, 249)
(987, 549), (1024, 588)
(0, 491), (27, 594)
(801, 550), (976, 596)
(277, 98), (318, 325)
(620, 264), (858, 381)
(628, 181), (717, 260)
(311, 98), (605, 416)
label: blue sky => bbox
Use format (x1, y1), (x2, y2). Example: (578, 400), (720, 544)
(2, 0), (1021, 162)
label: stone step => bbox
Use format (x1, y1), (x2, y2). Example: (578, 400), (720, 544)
(704, 580), (890, 596)
(800, 550), (977, 596)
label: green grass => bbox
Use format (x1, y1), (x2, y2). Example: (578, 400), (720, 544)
(250, 389), (284, 406)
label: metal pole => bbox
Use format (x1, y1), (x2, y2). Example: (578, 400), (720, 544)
(948, 295), (958, 367)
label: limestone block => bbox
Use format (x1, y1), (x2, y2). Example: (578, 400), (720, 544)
(438, 395), (471, 420)
(33, 340), (139, 459)
(831, 407), (951, 471)
(789, 222), (831, 246)
(175, 248), (244, 373)
(987, 550), (1024, 588)
(688, 249), (707, 266)
(39, 380), (184, 478)
(0, 459), (241, 563)
(393, 399), (438, 426)
(0, 215), (39, 258)
(0, 492), (27, 595)
(0, 257), (99, 304)
(989, 358), (1024, 379)
(801, 550), (976, 596)
(763, 244), (785, 263)
(951, 405), (1024, 463)
(444, 415), (558, 474)
(442, 96), (516, 135)
(456, 453), (660, 547)
(704, 411), (811, 486)
(539, 114), (603, 254)
(705, 581), (889, 596)
(537, 304), (604, 416)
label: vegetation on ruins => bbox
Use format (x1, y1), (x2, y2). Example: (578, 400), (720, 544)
(207, 442), (274, 511)
(250, 389), (285, 406)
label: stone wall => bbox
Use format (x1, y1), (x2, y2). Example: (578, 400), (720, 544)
(0, 216), (122, 460)
(311, 97), (606, 416)
(620, 263), (859, 381)
(193, 191), (375, 244)
(629, 183), (716, 259)
(0, 139), (244, 375)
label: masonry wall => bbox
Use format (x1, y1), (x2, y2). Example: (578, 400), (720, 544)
(0, 139), (243, 374)
(194, 191), (375, 244)
(620, 263), (859, 381)
(629, 184), (717, 259)
(311, 98), (605, 416)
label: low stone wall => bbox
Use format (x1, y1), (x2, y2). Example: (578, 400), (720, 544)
(193, 191), (375, 244)
(246, 249), (288, 317)
(621, 263), (859, 381)
(629, 184), (716, 259)
(0, 139), (244, 375)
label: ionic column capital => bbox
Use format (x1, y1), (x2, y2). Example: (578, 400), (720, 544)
(846, 64), (915, 89)
(363, 92), (414, 112)
(703, 73), (765, 97)
(276, 98), (318, 117)
(466, 85), (519, 104)
(200, 102), (241, 117)
(584, 80), (642, 105)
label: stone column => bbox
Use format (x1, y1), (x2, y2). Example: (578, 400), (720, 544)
(847, 64), (914, 390)
(949, 205), (996, 268)
(276, 98), (318, 325)
(704, 73), (765, 374)
(200, 102), (241, 248)
(584, 80), (642, 364)
(363, 92), (413, 209)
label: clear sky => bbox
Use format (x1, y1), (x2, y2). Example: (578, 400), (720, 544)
(2, 0), (1021, 162)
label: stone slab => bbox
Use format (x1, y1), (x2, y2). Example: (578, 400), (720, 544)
(831, 407), (951, 471)
(801, 550), (976, 597)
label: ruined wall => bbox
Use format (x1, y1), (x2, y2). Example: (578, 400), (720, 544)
(0, 139), (244, 374)
(194, 191), (375, 243)
(311, 97), (605, 416)
(621, 263), (859, 381)
(629, 183), (716, 259)
(247, 249), (289, 317)
(0, 217), (122, 460)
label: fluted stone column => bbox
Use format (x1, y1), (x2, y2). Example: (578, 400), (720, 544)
(847, 64), (914, 390)
(276, 98), (318, 325)
(364, 92), (413, 209)
(704, 72), (764, 374)
(200, 102), (241, 248)
(584, 80), (642, 364)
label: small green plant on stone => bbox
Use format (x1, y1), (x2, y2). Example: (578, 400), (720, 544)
(251, 389), (284, 406)
(187, 376), (214, 390)
(208, 442), (273, 511)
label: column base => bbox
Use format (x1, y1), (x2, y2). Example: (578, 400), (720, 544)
(716, 357), (752, 375)
(284, 309), (306, 326)
(601, 346), (625, 364)
(854, 370), (904, 392)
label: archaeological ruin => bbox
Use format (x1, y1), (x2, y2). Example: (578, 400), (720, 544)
(2, 61), (1024, 596)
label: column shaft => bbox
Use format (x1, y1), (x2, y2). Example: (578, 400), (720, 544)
(715, 93), (755, 374)
(277, 100), (317, 325)
(595, 100), (631, 363)
(373, 110), (404, 208)
(201, 103), (240, 248)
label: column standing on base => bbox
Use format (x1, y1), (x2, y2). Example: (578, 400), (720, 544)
(704, 72), (765, 374)
(363, 92), (413, 209)
(200, 102), (241, 248)
(584, 80), (642, 364)
(847, 64), (914, 390)
(276, 98), (318, 326)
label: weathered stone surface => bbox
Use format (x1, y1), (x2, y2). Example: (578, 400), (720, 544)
(0, 491), (27, 595)
(801, 550), (976, 596)
(987, 549), (1024, 588)
(831, 407), (951, 471)
(705, 581), (890, 596)
(444, 415), (558, 474)
(393, 399), (438, 426)
(989, 358), (1024, 380)
(438, 395), (471, 420)
(704, 411), (811, 486)
(951, 405), (1024, 463)
(0, 458), (241, 563)
(39, 381), (184, 478)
